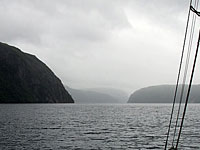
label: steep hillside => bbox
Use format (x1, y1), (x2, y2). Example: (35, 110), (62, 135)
(0, 42), (74, 103)
(128, 85), (200, 103)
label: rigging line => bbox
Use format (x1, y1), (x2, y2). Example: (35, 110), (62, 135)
(164, 0), (193, 149)
(176, 29), (200, 149)
(191, 6), (200, 16)
(171, 0), (199, 146)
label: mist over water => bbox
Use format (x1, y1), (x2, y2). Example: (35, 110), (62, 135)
(0, 104), (199, 150)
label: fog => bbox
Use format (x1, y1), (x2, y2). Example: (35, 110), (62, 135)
(0, 0), (200, 93)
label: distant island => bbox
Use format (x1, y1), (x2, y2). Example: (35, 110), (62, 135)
(0, 42), (74, 103)
(128, 84), (200, 103)
(66, 86), (128, 103)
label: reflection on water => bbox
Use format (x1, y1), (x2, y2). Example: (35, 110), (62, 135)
(0, 104), (199, 150)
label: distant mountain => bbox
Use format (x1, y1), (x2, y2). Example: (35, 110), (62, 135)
(65, 86), (128, 103)
(128, 84), (200, 103)
(86, 88), (129, 103)
(0, 42), (74, 103)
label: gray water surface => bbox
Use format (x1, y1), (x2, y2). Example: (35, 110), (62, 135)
(0, 104), (199, 150)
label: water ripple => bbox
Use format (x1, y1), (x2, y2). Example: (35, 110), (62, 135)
(0, 104), (199, 149)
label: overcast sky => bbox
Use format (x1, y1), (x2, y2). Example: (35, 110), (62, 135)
(0, 0), (200, 94)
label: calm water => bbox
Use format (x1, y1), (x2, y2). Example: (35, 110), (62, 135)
(0, 104), (199, 150)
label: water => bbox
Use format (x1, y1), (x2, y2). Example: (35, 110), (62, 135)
(0, 104), (199, 150)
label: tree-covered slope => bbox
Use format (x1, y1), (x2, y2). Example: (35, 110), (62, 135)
(128, 85), (200, 103)
(0, 42), (74, 103)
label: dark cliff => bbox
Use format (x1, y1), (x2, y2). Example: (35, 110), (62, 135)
(0, 42), (74, 103)
(128, 84), (200, 103)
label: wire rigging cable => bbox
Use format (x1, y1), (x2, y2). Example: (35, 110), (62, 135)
(175, 29), (200, 149)
(172, 0), (199, 146)
(164, 0), (200, 149)
(164, 0), (193, 149)
(191, 5), (200, 16)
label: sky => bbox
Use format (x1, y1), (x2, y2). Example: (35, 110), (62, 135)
(0, 0), (200, 94)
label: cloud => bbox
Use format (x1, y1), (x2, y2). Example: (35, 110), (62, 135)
(0, 0), (199, 93)
(0, 0), (130, 44)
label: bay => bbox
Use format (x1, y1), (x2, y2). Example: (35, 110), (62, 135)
(0, 104), (199, 150)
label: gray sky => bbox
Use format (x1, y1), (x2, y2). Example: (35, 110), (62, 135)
(0, 0), (200, 94)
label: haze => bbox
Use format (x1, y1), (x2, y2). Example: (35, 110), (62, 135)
(1, 0), (200, 93)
